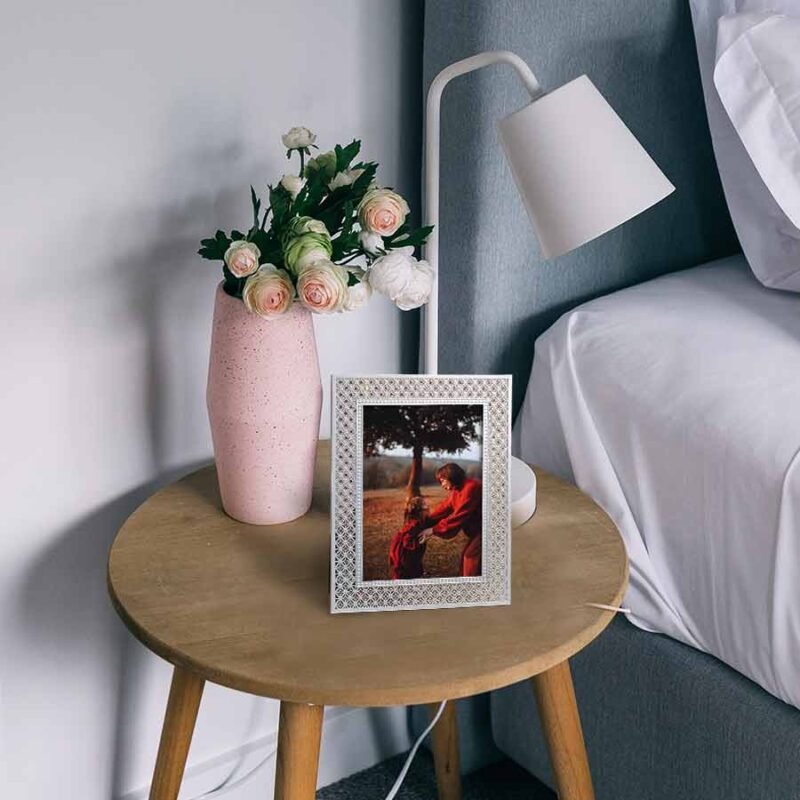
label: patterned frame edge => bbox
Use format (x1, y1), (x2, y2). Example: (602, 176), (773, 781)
(330, 374), (512, 613)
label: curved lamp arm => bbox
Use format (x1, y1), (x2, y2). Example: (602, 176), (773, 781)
(423, 51), (542, 375)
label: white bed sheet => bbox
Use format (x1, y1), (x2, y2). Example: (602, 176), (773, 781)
(514, 255), (800, 708)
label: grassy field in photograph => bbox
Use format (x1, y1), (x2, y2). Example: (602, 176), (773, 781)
(362, 486), (465, 581)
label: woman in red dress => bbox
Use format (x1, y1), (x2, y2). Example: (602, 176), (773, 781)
(388, 496), (429, 580)
(420, 463), (483, 577)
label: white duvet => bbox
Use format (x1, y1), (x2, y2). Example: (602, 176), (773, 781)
(514, 255), (800, 708)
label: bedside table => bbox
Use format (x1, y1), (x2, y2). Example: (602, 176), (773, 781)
(108, 440), (627, 800)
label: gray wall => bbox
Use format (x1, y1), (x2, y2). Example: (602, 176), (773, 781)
(0, 2), (422, 797)
(424, 0), (739, 413)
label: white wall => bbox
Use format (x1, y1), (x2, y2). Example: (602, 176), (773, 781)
(0, 1), (422, 797)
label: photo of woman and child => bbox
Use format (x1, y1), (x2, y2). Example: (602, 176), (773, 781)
(361, 403), (484, 582)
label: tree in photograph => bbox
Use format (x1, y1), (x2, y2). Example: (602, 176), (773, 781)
(363, 405), (482, 499)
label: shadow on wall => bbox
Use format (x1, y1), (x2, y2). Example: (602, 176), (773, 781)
(14, 463), (206, 797)
(111, 139), (252, 470)
(10, 130), (265, 796)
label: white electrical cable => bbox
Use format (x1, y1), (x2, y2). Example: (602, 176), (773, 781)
(384, 700), (448, 800)
(584, 602), (631, 614)
(164, 601), (627, 800)
(190, 746), (278, 799)
(180, 701), (448, 800)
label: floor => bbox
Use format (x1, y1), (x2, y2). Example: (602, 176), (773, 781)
(317, 751), (555, 799)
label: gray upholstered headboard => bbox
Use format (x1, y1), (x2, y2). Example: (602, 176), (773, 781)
(424, 0), (739, 414)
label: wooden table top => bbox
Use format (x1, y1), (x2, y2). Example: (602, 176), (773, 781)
(108, 441), (628, 707)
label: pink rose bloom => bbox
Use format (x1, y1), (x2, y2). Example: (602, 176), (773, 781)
(297, 260), (349, 314)
(358, 188), (409, 237)
(224, 240), (260, 278)
(242, 265), (294, 318)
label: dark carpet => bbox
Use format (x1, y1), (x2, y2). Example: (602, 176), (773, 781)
(317, 752), (555, 799)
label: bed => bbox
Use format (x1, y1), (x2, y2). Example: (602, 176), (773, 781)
(514, 253), (800, 712)
(502, 255), (800, 797)
(421, 0), (800, 797)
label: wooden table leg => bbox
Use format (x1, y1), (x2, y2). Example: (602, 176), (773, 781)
(149, 666), (205, 800)
(531, 660), (594, 800)
(428, 701), (462, 800)
(274, 701), (324, 800)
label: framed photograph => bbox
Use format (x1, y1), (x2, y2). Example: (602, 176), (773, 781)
(330, 374), (511, 613)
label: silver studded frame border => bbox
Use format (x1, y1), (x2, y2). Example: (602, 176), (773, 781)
(330, 375), (511, 613)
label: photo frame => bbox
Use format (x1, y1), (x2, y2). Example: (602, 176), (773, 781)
(331, 374), (512, 613)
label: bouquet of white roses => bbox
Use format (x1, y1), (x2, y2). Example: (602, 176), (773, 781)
(199, 126), (434, 318)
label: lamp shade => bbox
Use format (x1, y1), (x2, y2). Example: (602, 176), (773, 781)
(497, 75), (675, 259)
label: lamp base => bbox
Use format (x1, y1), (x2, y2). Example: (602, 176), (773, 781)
(511, 455), (537, 528)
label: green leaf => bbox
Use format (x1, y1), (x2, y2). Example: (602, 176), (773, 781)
(385, 225), (435, 251)
(331, 229), (360, 261)
(250, 186), (261, 230)
(268, 184), (291, 225)
(249, 228), (283, 267)
(334, 139), (361, 172)
(230, 230), (246, 241)
(292, 170), (328, 218)
(314, 164), (375, 232)
(222, 265), (245, 299)
(341, 200), (354, 232)
(349, 162), (377, 203)
(198, 229), (231, 260)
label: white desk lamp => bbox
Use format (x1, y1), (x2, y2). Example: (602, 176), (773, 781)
(423, 51), (674, 527)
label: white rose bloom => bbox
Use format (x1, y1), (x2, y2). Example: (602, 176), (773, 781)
(342, 280), (372, 312)
(329, 167), (365, 191)
(280, 173), (305, 199)
(394, 259), (434, 310)
(359, 230), (383, 255)
(368, 247), (434, 310)
(368, 247), (414, 298)
(281, 126), (316, 150)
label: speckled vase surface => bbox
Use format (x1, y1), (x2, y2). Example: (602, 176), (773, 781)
(207, 285), (322, 525)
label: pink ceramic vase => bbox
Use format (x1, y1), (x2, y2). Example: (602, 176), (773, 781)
(207, 285), (322, 525)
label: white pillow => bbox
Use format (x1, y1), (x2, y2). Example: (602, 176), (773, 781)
(715, 14), (800, 230)
(689, 1), (800, 292)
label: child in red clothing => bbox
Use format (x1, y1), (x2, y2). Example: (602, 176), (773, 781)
(388, 496), (429, 580)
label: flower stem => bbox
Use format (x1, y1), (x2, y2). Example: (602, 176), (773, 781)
(299, 149), (305, 177)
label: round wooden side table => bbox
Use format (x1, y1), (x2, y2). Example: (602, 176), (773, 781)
(108, 440), (627, 800)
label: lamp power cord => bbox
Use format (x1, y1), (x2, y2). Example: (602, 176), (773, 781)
(177, 700), (449, 800)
